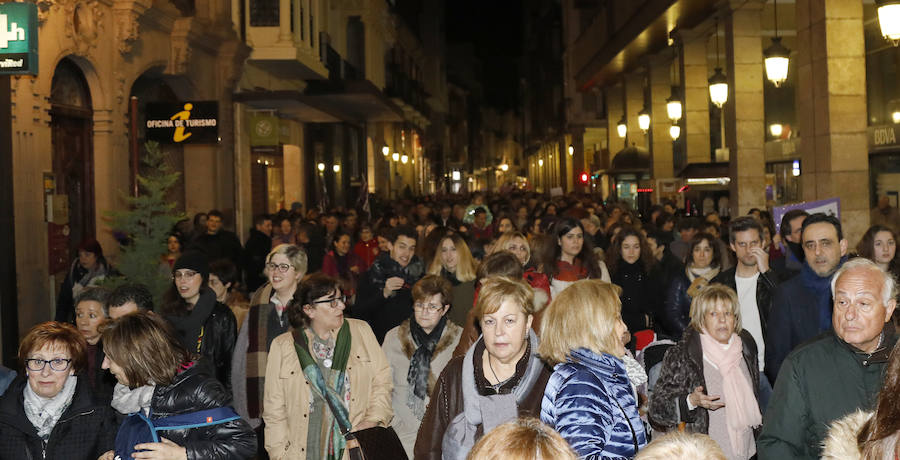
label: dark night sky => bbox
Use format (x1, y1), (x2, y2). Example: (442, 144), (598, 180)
(446, 0), (523, 111)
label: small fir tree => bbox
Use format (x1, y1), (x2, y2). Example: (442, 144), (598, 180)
(104, 141), (185, 305)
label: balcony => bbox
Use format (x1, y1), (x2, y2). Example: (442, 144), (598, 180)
(386, 64), (431, 127)
(244, 0), (328, 80)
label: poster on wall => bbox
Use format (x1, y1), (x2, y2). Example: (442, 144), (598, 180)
(145, 101), (219, 144)
(772, 197), (841, 235)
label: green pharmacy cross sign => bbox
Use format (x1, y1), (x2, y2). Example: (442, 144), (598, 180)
(0, 3), (38, 75)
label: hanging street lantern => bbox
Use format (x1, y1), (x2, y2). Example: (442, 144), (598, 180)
(876, 0), (900, 46)
(638, 108), (651, 132)
(568, 144), (574, 156)
(382, 146), (389, 157)
(666, 90), (682, 122)
(769, 123), (783, 138)
(669, 124), (681, 140)
(708, 67), (728, 108)
(616, 116), (627, 138)
(401, 154), (409, 164)
(764, 37), (791, 87)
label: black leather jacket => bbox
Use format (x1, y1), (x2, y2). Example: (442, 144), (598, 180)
(150, 359), (256, 459)
(199, 302), (237, 393)
(662, 271), (693, 338)
(712, 268), (778, 339)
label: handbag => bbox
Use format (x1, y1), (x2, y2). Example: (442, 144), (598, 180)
(114, 407), (241, 459)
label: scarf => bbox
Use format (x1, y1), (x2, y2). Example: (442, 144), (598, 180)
(23, 375), (78, 440)
(246, 285), (290, 419)
(167, 288), (217, 353)
(799, 258), (845, 333)
(442, 331), (543, 460)
(622, 353), (648, 390)
(408, 315), (448, 415)
(69, 259), (108, 299)
(699, 332), (761, 458)
(686, 265), (720, 298)
(110, 383), (156, 415)
(292, 321), (352, 460)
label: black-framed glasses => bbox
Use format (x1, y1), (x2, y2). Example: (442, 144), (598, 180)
(25, 358), (72, 372)
(414, 302), (445, 313)
(172, 270), (199, 280)
(265, 263), (294, 273)
(311, 295), (348, 308)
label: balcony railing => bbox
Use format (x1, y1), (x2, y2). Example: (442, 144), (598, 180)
(245, 0), (327, 79)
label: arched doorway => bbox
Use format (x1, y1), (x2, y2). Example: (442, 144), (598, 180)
(50, 57), (94, 262)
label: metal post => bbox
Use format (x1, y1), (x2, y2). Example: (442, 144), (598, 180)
(0, 75), (19, 366)
(130, 96), (139, 197)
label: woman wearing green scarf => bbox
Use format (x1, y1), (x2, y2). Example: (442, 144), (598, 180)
(263, 273), (393, 460)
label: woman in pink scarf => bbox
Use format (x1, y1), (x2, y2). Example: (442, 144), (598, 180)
(649, 284), (762, 459)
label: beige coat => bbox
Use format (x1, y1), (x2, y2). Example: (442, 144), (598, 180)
(382, 319), (462, 457)
(262, 319), (393, 460)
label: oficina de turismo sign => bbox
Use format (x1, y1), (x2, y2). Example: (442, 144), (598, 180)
(145, 101), (219, 144)
(0, 3), (39, 75)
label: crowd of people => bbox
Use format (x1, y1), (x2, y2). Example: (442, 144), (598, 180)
(1, 190), (899, 459)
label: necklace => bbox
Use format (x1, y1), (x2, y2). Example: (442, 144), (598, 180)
(487, 354), (501, 385)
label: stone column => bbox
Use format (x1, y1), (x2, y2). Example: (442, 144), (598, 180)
(649, 56), (675, 181)
(625, 72), (647, 149)
(679, 34), (712, 165)
(606, 84), (625, 155)
(724, 1), (767, 216)
(795, 0), (869, 243)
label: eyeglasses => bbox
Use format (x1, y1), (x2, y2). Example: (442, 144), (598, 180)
(414, 302), (445, 313)
(311, 295), (348, 308)
(172, 270), (199, 280)
(25, 358), (72, 372)
(265, 263), (294, 273)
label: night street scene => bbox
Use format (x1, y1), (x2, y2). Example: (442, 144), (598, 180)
(1, 0), (900, 459)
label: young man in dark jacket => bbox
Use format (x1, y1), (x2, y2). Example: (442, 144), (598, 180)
(355, 225), (424, 343)
(243, 214), (272, 293)
(712, 216), (779, 410)
(190, 209), (244, 268)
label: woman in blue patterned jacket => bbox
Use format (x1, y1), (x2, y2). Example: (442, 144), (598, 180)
(539, 280), (648, 458)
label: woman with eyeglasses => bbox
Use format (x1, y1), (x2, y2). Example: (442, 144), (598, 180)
(382, 275), (462, 457)
(0, 321), (116, 459)
(162, 251), (237, 393)
(230, 243), (308, 454)
(263, 273), (393, 459)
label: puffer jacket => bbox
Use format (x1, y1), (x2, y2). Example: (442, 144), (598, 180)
(0, 376), (117, 460)
(541, 348), (648, 459)
(150, 359), (256, 459)
(648, 327), (759, 434)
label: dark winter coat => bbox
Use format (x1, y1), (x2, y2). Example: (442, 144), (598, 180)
(166, 290), (238, 393)
(648, 327), (759, 434)
(355, 252), (425, 343)
(150, 359), (257, 459)
(0, 376), (116, 460)
(611, 260), (663, 336)
(243, 228), (272, 293)
(662, 271), (694, 338)
(757, 327), (896, 460)
(541, 348), (648, 458)
(85, 342), (117, 405)
(190, 230), (243, 267)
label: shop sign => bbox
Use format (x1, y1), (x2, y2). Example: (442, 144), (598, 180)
(772, 197), (841, 235)
(250, 113), (279, 146)
(146, 101), (219, 144)
(869, 125), (899, 149)
(0, 3), (38, 75)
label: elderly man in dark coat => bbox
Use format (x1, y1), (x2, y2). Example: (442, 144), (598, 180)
(757, 258), (898, 459)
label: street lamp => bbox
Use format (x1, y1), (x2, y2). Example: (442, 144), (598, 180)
(392, 152), (400, 162)
(666, 90), (682, 122)
(538, 159), (544, 167)
(401, 154), (409, 164)
(876, 0), (900, 46)
(317, 162), (325, 172)
(568, 144), (574, 156)
(669, 124), (681, 140)
(500, 163), (509, 171)
(616, 116), (627, 138)
(769, 123), (783, 138)
(638, 108), (651, 132)
(893, 110), (900, 124)
(708, 20), (728, 108)
(764, 0), (791, 87)
(382, 146), (389, 157)
(333, 164), (341, 173)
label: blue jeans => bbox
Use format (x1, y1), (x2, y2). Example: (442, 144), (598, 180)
(758, 372), (773, 415)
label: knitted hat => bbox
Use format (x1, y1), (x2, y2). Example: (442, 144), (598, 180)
(173, 251), (209, 278)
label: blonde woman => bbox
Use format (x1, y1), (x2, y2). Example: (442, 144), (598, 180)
(491, 231), (550, 310)
(428, 233), (478, 327)
(539, 280), (647, 458)
(466, 417), (577, 460)
(649, 284), (761, 460)
(635, 432), (726, 460)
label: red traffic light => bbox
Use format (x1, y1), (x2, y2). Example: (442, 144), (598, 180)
(580, 172), (589, 184)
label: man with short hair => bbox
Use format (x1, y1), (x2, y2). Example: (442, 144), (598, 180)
(712, 217), (779, 408)
(243, 214), (273, 292)
(758, 258), (897, 459)
(669, 217), (702, 262)
(765, 213), (847, 382)
(191, 209), (244, 267)
(356, 225), (425, 343)
(107, 283), (154, 319)
(772, 209), (810, 281)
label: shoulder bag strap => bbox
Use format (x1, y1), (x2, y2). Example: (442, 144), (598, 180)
(611, 395), (639, 454)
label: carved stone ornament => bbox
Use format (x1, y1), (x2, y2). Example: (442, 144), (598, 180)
(113, 0), (152, 56)
(61, 1), (105, 55)
(166, 17), (194, 75)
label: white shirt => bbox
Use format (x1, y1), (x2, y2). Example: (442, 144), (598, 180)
(735, 272), (765, 372)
